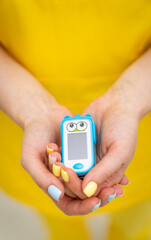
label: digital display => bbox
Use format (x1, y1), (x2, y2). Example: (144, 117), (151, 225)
(68, 132), (88, 160)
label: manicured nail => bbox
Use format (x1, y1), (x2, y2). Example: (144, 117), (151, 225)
(83, 181), (98, 197)
(49, 154), (57, 164)
(48, 185), (62, 201)
(52, 163), (61, 177)
(91, 199), (101, 211)
(116, 191), (124, 198)
(107, 191), (116, 202)
(123, 180), (129, 186)
(47, 145), (55, 154)
(61, 168), (69, 182)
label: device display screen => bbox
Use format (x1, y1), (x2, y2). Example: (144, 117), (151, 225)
(68, 132), (88, 160)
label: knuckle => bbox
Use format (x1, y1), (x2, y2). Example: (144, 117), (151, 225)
(61, 207), (73, 216)
(104, 178), (112, 186)
(36, 171), (50, 190)
(104, 171), (121, 186)
(101, 165), (110, 179)
(61, 203), (75, 216)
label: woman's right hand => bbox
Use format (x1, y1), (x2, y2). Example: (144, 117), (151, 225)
(21, 102), (103, 215)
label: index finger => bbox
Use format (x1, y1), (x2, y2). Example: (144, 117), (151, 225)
(52, 162), (87, 200)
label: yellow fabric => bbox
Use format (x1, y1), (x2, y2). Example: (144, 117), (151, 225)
(0, 1), (151, 239)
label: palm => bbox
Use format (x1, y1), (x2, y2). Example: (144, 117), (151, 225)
(23, 104), (72, 150)
(21, 104), (73, 189)
(21, 104), (103, 215)
(82, 96), (138, 190)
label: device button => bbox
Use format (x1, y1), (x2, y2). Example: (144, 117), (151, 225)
(74, 114), (81, 118)
(64, 116), (70, 119)
(73, 163), (84, 169)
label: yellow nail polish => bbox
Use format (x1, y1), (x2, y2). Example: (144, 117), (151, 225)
(83, 181), (98, 197)
(53, 164), (61, 177)
(47, 145), (55, 154)
(61, 168), (69, 182)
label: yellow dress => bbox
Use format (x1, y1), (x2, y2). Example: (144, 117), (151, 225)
(0, 1), (151, 239)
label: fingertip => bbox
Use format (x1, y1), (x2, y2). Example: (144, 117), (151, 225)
(48, 152), (62, 166)
(119, 175), (129, 186)
(83, 181), (98, 197)
(47, 173), (65, 201)
(52, 163), (61, 177)
(62, 166), (82, 183)
(107, 190), (116, 202)
(47, 143), (59, 154)
(91, 199), (101, 211)
(47, 145), (55, 154)
(113, 185), (124, 197)
(82, 197), (101, 213)
(81, 166), (102, 196)
(61, 168), (69, 182)
(60, 167), (86, 200)
(48, 184), (62, 201)
(97, 187), (116, 207)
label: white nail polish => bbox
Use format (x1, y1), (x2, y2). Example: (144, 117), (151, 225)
(49, 154), (57, 164)
(123, 180), (129, 186)
(116, 191), (124, 197)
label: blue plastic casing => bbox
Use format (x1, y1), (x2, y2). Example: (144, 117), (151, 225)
(60, 114), (97, 176)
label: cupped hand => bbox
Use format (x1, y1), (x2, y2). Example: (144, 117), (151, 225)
(21, 102), (105, 215)
(80, 91), (138, 200)
(47, 142), (126, 205)
(21, 100), (126, 215)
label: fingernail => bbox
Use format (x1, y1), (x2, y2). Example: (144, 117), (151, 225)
(47, 145), (55, 154)
(49, 154), (57, 164)
(48, 185), (62, 201)
(91, 199), (101, 211)
(107, 191), (116, 202)
(61, 168), (69, 182)
(123, 180), (129, 186)
(53, 163), (61, 177)
(117, 191), (124, 198)
(83, 181), (98, 197)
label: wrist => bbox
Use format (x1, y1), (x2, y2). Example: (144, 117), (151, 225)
(105, 76), (149, 122)
(20, 93), (59, 130)
(105, 49), (151, 121)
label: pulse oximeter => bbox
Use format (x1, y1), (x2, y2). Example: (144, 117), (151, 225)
(60, 114), (97, 178)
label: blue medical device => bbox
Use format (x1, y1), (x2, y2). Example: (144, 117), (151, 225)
(60, 114), (97, 178)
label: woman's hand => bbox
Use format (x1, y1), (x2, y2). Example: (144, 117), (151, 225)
(0, 46), (123, 215)
(21, 103), (103, 215)
(1, 43), (151, 214)
(22, 101), (125, 215)
(45, 104), (127, 208)
(81, 48), (151, 200)
(80, 92), (138, 201)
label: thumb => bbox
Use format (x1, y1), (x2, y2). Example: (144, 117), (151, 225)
(82, 145), (126, 197)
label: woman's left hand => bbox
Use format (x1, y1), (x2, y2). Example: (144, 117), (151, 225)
(81, 89), (138, 204)
(81, 48), (151, 205)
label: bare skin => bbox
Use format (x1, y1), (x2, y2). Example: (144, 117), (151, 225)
(47, 47), (151, 210)
(0, 46), (125, 215)
(1, 45), (151, 215)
